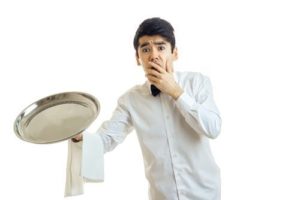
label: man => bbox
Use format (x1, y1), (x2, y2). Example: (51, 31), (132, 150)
(67, 17), (222, 200)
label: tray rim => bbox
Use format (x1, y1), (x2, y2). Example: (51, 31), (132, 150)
(14, 91), (100, 144)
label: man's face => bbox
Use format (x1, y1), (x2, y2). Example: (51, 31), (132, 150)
(136, 35), (177, 74)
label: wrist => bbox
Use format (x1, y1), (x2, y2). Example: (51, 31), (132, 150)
(172, 87), (183, 100)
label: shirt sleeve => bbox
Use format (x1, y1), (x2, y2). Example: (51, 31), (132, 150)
(64, 95), (133, 197)
(96, 95), (134, 153)
(175, 76), (222, 139)
(81, 95), (133, 182)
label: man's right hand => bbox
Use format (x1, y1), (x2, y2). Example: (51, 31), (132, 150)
(71, 133), (83, 143)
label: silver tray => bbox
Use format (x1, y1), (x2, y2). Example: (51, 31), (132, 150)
(14, 92), (100, 144)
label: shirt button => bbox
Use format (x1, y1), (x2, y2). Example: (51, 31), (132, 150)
(166, 115), (170, 119)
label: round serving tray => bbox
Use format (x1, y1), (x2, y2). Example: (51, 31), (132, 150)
(14, 92), (100, 144)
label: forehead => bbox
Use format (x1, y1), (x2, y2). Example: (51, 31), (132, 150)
(138, 35), (170, 47)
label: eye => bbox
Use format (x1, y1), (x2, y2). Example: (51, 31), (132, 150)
(141, 47), (150, 53)
(158, 45), (166, 51)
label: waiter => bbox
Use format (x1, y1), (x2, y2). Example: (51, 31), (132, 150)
(67, 17), (222, 200)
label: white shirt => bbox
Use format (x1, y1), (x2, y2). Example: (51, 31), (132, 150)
(66, 71), (221, 200)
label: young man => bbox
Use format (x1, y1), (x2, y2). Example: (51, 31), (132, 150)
(66, 17), (222, 200)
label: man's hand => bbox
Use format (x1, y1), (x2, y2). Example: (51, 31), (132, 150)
(71, 133), (83, 143)
(146, 60), (183, 100)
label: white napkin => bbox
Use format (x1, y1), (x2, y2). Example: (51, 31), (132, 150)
(65, 140), (83, 197)
(65, 133), (104, 197)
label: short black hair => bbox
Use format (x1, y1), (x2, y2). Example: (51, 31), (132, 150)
(133, 17), (176, 53)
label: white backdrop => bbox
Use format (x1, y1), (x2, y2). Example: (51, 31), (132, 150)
(1, 0), (300, 199)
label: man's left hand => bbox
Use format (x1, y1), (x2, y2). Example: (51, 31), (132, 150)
(146, 60), (183, 100)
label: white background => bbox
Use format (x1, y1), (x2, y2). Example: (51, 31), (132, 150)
(1, 0), (300, 199)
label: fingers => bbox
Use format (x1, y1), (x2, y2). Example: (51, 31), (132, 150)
(146, 73), (160, 84)
(145, 60), (172, 88)
(72, 133), (83, 143)
(148, 61), (165, 73)
(148, 60), (172, 74)
(145, 61), (164, 80)
(146, 68), (161, 78)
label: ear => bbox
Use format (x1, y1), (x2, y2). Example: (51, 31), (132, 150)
(136, 54), (141, 65)
(172, 47), (178, 61)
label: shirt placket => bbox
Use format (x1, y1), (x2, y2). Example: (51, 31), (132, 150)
(160, 94), (184, 200)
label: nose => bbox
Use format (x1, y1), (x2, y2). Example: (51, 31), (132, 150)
(149, 48), (159, 62)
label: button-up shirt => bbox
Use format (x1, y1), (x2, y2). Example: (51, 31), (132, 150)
(79, 71), (221, 200)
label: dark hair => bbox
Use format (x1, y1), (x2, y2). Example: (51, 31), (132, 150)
(133, 17), (176, 53)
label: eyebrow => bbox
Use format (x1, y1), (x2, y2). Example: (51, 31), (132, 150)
(139, 41), (167, 48)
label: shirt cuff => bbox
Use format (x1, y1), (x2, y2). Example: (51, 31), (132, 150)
(175, 92), (196, 114)
(175, 92), (209, 135)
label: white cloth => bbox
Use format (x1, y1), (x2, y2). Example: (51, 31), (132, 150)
(66, 71), (222, 200)
(65, 133), (104, 197)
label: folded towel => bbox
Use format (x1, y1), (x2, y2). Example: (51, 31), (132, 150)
(65, 133), (104, 197)
(65, 140), (83, 197)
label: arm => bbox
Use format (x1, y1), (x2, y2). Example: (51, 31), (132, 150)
(80, 95), (133, 179)
(65, 96), (133, 196)
(72, 95), (133, 147)
(95, 96), (134, 152)
(175, 76), (222, 139)
(81, 96), (133, 178)
(72, 95), (133, 149)
(145, 60), (221, 138)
